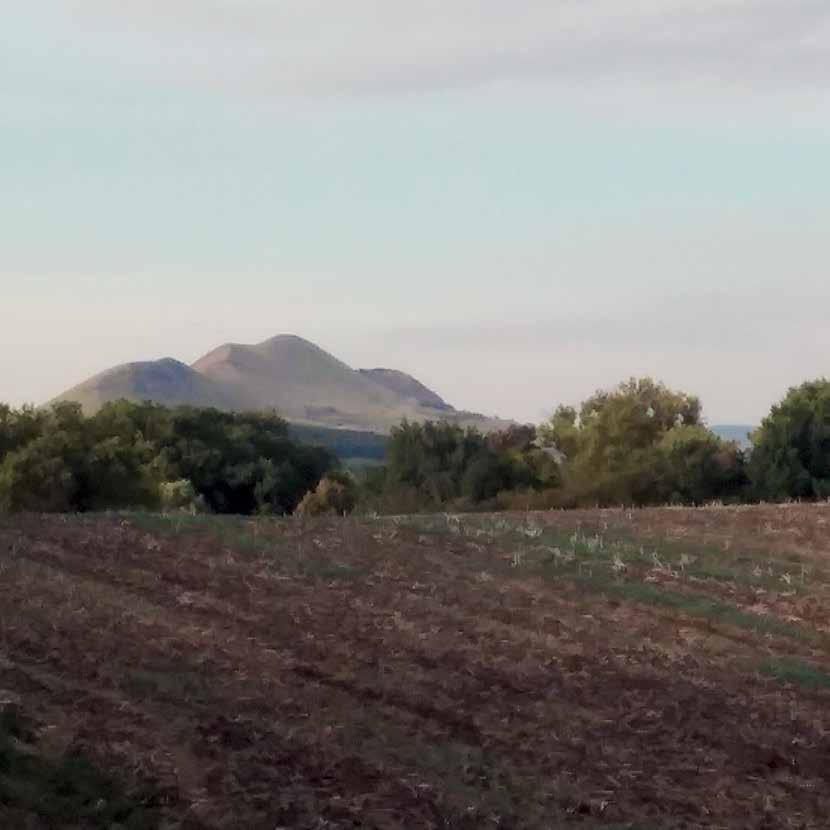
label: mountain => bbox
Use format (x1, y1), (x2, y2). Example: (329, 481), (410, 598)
(54, 334), (512, 434)
(358, 368), (453, 411)
(54, 358), (234, 413)
(191, 335), (412, 430)
(711, 424), (755, 450)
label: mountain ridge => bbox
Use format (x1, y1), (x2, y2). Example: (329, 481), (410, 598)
(54, 334), (512, 435)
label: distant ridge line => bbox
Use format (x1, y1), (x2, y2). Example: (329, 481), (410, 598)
(53, 333), (514, 435)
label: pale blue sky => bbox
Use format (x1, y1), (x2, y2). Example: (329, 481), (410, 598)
(3, 2), (830, 424)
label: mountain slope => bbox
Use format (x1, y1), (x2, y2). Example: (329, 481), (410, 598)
(192, 335), (424, 430)
(358, 368), (453, 411)
(53, 358), (232, 413)
(53, 335), (513, 433)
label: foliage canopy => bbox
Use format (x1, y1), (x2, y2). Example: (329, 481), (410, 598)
(0, 400), (335, 514)
(749, 379), (830, 500)
(536, 378), (745, 507)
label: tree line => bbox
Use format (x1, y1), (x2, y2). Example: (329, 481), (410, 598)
(1, 376), (828, 515)
(0, 401), (335, 514)
(365, 377), (830, 512)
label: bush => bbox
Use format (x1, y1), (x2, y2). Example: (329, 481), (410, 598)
(159, 479), (207, 514)
(295, 472), (358, 517)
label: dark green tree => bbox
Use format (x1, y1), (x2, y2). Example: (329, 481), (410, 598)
(383, 420), (543, 508)
(659, 425), (746, 505)
(749, 379), (830, 500)
(0, 401), (335, 515)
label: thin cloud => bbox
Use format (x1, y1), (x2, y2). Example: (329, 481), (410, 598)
(61, 1), (830, 95)
(381, 291), (829, 356)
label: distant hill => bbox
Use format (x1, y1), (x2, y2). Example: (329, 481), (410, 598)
(288, 423), (388, 462)
(357, 368), (453, 411)
(54, 334), (513, 435)
(55, 358), (234, 413)
(711, 424), (755, 449)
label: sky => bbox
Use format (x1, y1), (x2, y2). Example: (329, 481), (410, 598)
(3, 1), (830, 425)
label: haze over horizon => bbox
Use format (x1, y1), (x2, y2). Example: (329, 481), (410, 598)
(5, 2), (829, 425)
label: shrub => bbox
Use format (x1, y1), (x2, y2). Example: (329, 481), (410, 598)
(159, 479), (208, 514)
(295, 472), (358, 517)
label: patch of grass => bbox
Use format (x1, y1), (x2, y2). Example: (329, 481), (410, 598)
(124, 511), (251, 536)
(760, 658), (830, 690)
(302, 560), (365, 581)
(124, 512), (280, 558)
(121, 511), (182, 533)
(0, 707), (158, 829)
(475, 520), (814, 594)
(575, 577), (812, 642)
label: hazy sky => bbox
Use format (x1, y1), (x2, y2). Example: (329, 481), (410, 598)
(4, 2), (829, 424)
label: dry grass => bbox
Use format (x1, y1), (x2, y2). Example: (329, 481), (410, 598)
(2, 503), (830, 828)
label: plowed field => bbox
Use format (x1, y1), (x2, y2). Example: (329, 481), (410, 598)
(3, 504), (830, 829)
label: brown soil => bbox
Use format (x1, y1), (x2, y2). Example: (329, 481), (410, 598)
(2, 504), (830, 828)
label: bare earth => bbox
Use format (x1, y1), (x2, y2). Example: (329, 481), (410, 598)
(3, 504), (830, 829)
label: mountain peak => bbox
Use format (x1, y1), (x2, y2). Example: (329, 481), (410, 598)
(53, 334), (513, 434)
(259, 333), (314, 346)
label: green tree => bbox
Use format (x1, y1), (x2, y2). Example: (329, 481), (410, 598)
(460, 449), (512, 502)
(382, 421), (545, 509)
(658, 425), (746, 505)
(0, 404), (49, 462)
(0, 400), (335, 515)
(539, 378), (739, 507)
(750, 379), (830, 500)
(0, 437), (76, 512)
(537, 405), (579, 460)
(386, 421), (488, 505)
